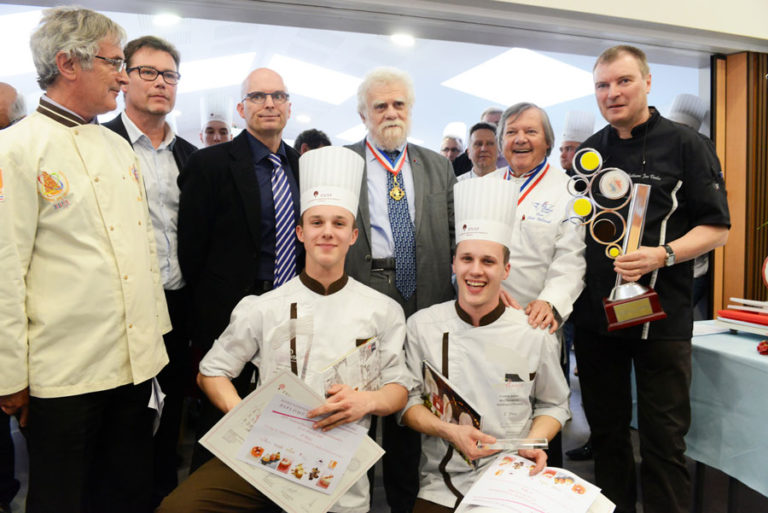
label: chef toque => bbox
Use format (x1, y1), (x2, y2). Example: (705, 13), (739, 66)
(667, 93), (707, 131)
(200, 95), (233, 128)
(299, 146), (364, 215)
(562, 110), (595, 143)
(455, 177), (518, 249)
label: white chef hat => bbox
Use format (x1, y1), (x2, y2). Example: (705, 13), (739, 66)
(455, 178), (518, 249)
(562, 110), (595, 143)
(299, 146), (364, 215)
(667, 93), (707, 131)
(199, 95), (233, 128)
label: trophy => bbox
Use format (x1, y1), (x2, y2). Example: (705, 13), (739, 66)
(567, 149), (666, 331)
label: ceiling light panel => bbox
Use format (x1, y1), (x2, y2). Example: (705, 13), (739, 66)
(268, 54), (361, 105)
(442, 48), (594, 107)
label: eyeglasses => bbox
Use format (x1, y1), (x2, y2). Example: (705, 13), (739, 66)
(94, 55), (125, 72)
(127, 66), (181, 85)
(242, 91), (290, 105)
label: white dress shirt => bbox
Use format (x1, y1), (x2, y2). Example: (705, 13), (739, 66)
(122, 112), (184, 290)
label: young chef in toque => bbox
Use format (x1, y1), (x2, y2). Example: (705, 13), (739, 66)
(400, 177), (571, 512)
(158, 146), (410, 513)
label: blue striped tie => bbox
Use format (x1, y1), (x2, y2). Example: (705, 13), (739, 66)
(268, 153), (296, 287)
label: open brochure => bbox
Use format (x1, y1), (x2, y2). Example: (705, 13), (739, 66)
(319, 336), (381, 394)
(455, 453), (615, 513)
(422, 360), (482, 468)
(200, 370), (384, 513)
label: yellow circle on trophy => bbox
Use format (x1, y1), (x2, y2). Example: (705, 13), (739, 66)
(573, 197), (592, 216)
(580, 151), (600, 171)
(608, 246), (621, 258)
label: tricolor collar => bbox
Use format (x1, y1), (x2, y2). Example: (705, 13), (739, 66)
(503, 158), (547, 181)
(366, 138), (408, 174)
(454, 299), (506, 327)
(300, 270), (349, 296)
(36, 96), (89, 127)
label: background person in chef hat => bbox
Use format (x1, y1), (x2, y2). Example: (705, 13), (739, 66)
(559, 110), (595, 176)
(400, 178), (570, 512)
(159, 146), (410, 513)
(199, 94), (233, 147)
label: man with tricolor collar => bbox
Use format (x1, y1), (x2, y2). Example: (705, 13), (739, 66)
(485, 103), (585, 468)
(158, 146), (409, 513)
(0, 7), (169, 512)
(400, 178), (570, 513)
(345, 67), (456, 513)
(486, 102), (586, 336)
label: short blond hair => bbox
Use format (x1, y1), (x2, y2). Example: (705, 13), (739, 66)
(594, 45), (650, 77)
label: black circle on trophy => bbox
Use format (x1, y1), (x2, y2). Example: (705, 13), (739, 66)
(589, 167), (632, 211)
(573, 148), (603, 176)
(567, 176), (589, 196)
(590, 210), (626, 246)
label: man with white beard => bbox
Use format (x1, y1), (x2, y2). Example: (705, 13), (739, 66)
(345, 67), (456, 513)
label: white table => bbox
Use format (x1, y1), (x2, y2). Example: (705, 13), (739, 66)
(686, 322), (768, 506)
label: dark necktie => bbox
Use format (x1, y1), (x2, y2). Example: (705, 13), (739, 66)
(268, 153), (296, 287)
(383, 149), (416, 300)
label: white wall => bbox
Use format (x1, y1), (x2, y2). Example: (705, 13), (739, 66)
(497, 0), (768, 40)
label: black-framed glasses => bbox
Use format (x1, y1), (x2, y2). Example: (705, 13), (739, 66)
(242, 91), (290, 105)
(94, 55), (125, 72)
(127, 66), (181, 85)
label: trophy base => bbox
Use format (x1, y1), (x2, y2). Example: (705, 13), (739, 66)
(603, 289), (666, 331)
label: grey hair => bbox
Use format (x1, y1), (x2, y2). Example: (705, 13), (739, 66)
(497, 102), (555, 157)
(480, 106), (503, 121)
(441, 135), (464, 149)
(9, 93), (26, 123)
(30, 6), (126, 89)
(356, 67), (415, 117)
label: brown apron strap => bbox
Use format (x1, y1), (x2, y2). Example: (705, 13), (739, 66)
(441, 332), (449, 378)
(438, 445), (464, 507)
(290, 302), (298, 375)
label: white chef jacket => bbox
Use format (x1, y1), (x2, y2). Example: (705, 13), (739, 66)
(200, 272), (409, 513)
(402, 300), (570, 508)
(485, 162), (586, 319)
(0, 103), (170, 398)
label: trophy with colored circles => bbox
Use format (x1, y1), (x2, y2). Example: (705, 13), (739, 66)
(567, 148), (666, 331)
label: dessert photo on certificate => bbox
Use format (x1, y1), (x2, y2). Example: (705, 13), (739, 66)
(235, 393), (368, 494)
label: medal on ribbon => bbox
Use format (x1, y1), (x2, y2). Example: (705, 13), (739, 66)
(367, 140), (408, 201)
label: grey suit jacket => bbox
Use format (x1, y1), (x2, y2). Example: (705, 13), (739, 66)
(344, 139), (456, 311)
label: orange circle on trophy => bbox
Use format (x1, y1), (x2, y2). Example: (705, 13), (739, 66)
(573, 197), (592, 217)
(579, 151), (601, 172)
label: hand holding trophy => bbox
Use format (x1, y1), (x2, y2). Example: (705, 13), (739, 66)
(567, 148), (666, 331)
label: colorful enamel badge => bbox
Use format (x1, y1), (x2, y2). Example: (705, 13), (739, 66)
(37, 170), (69, 202)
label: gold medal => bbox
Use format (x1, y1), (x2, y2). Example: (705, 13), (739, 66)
(389, 175), (405, 201)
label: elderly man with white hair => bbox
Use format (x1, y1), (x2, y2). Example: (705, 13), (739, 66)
(345, 67), (457, 513)
(0, 7), (170, 513)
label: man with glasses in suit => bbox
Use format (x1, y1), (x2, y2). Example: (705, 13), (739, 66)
(177, 67), (302, 471)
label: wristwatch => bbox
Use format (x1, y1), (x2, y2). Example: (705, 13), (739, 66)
(662, 244), (676, 267)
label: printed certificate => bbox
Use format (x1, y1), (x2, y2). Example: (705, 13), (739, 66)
(200, 370), (384, 513)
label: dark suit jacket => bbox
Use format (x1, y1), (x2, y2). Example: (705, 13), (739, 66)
(177, 131), (301, 348)
(344, 140), (456, 311)
(103, 114), (198, 173)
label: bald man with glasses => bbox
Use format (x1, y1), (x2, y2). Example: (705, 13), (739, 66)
(177, 67), (302, 471)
